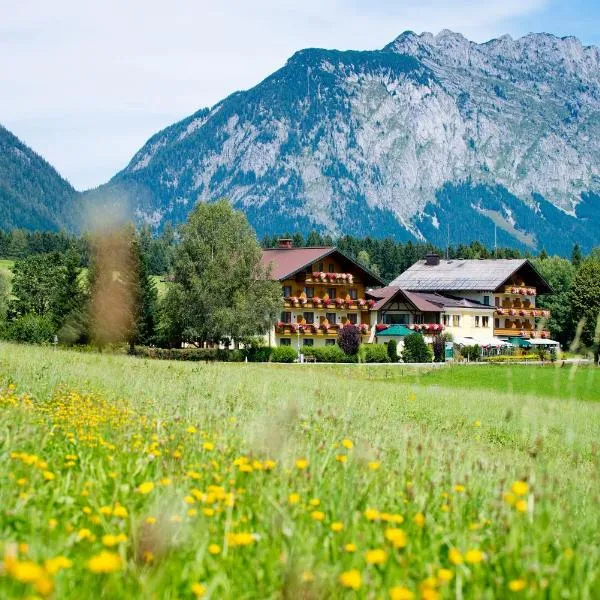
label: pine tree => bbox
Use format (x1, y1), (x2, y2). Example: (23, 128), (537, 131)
(571, 243), (582, 267)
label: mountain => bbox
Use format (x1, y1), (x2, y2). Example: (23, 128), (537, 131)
(0, 125), (79, 231)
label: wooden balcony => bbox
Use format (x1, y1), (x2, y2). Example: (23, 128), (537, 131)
(283, 298), (374, 311)
(494, 328), (551, 339)
(276, 323), (369, 336)
(503, 285), (537, 296)
(495, 308), (550, 318)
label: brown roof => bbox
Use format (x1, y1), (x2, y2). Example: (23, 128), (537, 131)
(261, 247), (335, 280)
(367, 286), (443, 312)
(261, 247), (385, 285)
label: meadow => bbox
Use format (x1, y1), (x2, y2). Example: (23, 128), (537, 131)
(0, 343), (599, 598)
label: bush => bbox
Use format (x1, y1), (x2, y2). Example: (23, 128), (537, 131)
(270, 346), (298, 363)
(482, 354), (538, 363)
(360, 344), (390, 363)
(337, 324), (361, 355)
(303, 345), (357, 363)
(246, 346), (273, 362)
(461, 344), (481, 361)
(135, 347), (245, 362)
(432, 335), (445, 362)
(401, 333), (432, 363)
(4, 314), (55, 344)
(387, 339), (399, 362)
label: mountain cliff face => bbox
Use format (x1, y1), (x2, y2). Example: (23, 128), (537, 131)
(0, 125), (79, 232)
(75, 33), (600, 252)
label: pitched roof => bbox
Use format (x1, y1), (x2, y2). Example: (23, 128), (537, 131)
(390, 258), (552, 293)
(367, 286), (444, 312)
(261, 247), (385, 285)
(412, 292), (495, 310)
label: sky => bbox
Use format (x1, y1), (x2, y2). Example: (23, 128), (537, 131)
(2, 0), (600, 190)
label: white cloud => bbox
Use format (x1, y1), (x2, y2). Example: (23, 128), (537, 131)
(1, 0), (549, 189)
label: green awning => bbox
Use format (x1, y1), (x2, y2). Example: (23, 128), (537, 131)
(378, 325), (414, 337)
(508, 336), (531, 348)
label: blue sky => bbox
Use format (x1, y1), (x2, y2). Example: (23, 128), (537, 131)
(2, 0), (599, 190)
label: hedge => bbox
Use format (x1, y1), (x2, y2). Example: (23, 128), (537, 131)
(136, 347), (246, 362)
(360, 344), (390, 363)
(270, 346), (298, 363)
(302, 345), (357, 363)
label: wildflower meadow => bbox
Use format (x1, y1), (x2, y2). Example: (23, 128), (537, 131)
(0, 343), (599, 598)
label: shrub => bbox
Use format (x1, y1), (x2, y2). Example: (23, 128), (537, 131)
(482, 354), (538, 363)
(5, 314), (55, 344)
(360, 344), (390, 363)
(270, 346), (298, 363)
(135, 347), (245, 362)
(462, 344), (481, 362)
(303, 345), (357, 363)
(401, 333), (432, 363)
(387, 339), (399, 362)
(246, 346), (273, 362)
(337, 324), (361, 356)
(432, 335), (445, 362)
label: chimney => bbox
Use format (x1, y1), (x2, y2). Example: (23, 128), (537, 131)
(424, 252), (440, 266)
(278, 238), (293, 249)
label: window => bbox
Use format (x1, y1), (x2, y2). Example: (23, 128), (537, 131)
(474, 315), (480, 327)
(318, 262), (324, 272)
(279, 338), (291, 346)
(348, 288), (357, 300)
(326, 287), (336, 299)
(303, 311), (314, 324)
(328, 263), (335, 273)
(347, 313), (358, 324)
(452, 315), (460, 327)
(442, 314), (450, 326)
(303, 338), (314, 347)
(280, 311), (291, 323)
(482, 316), (489, 328)
(326, 312), (337, 324)
(304, 286), (314, 298)
(483, 295), (490, 306)
(495, 296), (500, 307)
(495, 318), (500, 328)
(325, 339), (336, 346)
(384, 313), (408, 325)
(413, 314), (424, 324)
(282, 285), (292, 297)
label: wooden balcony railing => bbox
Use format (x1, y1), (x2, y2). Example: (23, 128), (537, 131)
(283, 297), (375, 311)
(495, 308), (550, 318)
(494, 328), (551, 339)
(276, 322), (370, 335)
(503, 285), (537, 296)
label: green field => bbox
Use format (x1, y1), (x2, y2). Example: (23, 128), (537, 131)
(0, 343), (599, 598)
(0, 259), (13, 281)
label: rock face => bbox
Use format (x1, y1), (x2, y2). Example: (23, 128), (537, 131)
(92, 32), (600, 252)
(0, 125), (78, 231)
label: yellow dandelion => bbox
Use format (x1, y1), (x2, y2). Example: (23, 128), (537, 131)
(301, 571), (314, 582)
(511, 481), (529, 496)
(365, 548), (388, 565)
(448, 547), (463, 565)
(186, 426), (197, 434)
(385, 528), (407, 549)
(344, 543), (357, 553)
(413, 512), (426, 527)
(368, 461), (381, 470)
(208, 544), (221, 555)
(509, 579), (527, 592)
(342, 439), (354, 449)
(515, 499), (528, 513)
(437, 569), (453, 582)
(87, 551), (122, 573)
(309, 498), (320, 507)
(295, 458), (309, 470)
(113, 505), (128, 518)
(390, 586), (414, 600)
(288, 493), (300, 505)
(42, 471), (55, 481)
(191, 582), (206, 597)
(454, 484), (466, 493)
(331, 521), (344, 532)
(339, 569), (362, 590)
(311, 511), (325, 521)
(364, 508), (380, 521)
(137, 481), (154, 494)
(11, 560), (45, 583)
(335, 454), (348, 463)
(35, 576), (54, 596)
(145, 516), (157, 525)
(465, 549), (485, 564)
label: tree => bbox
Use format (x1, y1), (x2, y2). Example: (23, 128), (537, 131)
(161, 200), (281, 347)
(571, 243), (582, 267)
(9, 251), (85, 339)
(0, 271), (8, 327)
(337, 323), (361, 356)
(532, 256), (576, 346)
(568, 257), (600, 362)
(432, 334), (445, 362)
(386, 339), (399, 362)
(401, 333), (432, 363)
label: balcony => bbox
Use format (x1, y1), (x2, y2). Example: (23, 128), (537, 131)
(494, 328), (551, 339)
(276, 322), (370, 336)
(283, 296), (375, 311)
(495, 308), (550, 318)
(503, 285), (537, 296)
(305, 272), (358, 285)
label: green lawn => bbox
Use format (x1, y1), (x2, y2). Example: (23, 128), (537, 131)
(0, 259), (13, 281)
(0, 343), (598, 598)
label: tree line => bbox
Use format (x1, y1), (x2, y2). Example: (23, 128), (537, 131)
(0, 207), (598, 360)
